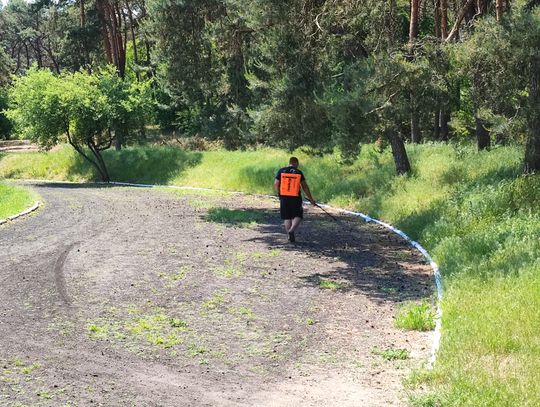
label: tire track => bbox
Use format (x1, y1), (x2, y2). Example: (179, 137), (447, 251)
(53, 242), (78, 306)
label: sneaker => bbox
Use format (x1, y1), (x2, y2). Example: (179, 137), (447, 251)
(288, 231), (295, 242)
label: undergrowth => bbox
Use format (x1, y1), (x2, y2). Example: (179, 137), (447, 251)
(1, 142), (539, 405)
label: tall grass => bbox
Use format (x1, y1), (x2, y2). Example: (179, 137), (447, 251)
(1, 142), (539, 404)
(0, 183), (39, 219)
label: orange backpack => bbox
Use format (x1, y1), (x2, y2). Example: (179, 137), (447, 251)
(280, 172), (302, 197)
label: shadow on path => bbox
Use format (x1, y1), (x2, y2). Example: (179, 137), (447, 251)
(206, 204), (434, 305)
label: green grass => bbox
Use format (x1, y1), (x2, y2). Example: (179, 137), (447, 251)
(394, 301), (436, 332)
(1, 142), (540, 404)
(0, 183), (39, 219)
(373, 347), (410, 361)
(318, 279), (344, 290)
(87, 306), (190, 350)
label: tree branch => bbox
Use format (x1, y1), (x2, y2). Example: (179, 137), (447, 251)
(365, 91), (399, 116)
(445, 0), (476, 43)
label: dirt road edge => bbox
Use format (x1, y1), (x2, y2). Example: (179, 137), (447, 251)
(0, 201), (40, 225)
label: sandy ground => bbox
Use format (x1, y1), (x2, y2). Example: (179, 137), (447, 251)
(0, 140), (38, 153)
(0, 183), (434, 406)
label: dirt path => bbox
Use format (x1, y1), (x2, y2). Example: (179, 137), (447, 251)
(0, 183), (434, 406)
(0, 140), (38, 153)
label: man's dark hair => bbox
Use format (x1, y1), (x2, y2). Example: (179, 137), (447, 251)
(289, 157), (299, 166)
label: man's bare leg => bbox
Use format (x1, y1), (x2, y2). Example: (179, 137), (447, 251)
(288, 217), (302, 233)
(284, 219), (292, 233)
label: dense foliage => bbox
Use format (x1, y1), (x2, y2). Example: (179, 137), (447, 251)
(1, 0), (539, 173)
(6, 67), (150, 180)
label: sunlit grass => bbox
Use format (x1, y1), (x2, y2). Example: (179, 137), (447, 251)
(0, 183), (39, 219)
(394, 301), (436, 332)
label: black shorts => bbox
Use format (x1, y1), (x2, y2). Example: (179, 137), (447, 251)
(280, 197), (303, 220)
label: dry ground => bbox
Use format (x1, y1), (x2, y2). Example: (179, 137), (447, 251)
(0, 183), (434, 406)
(0, 141), (38, 153)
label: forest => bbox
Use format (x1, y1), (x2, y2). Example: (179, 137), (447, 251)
(1, 0), (539, 178)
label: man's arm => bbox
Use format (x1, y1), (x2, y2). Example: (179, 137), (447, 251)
(274, 179), (280, 196)
(301, 181), (316, 205)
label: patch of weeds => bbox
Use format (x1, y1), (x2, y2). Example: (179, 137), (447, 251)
(170, 318), (188, 328)
(306, 318), (318, 325)
(202, 289), (229, 310)
(408, 393), (444, 407)
(37, 390), (53, 400)
(394, 301), (436, 331)
(372, 347), (410, 361)
(319, 351), (339, 364)
(352, 361), (365, 369)
(187, 343), (209, 357)
(87, 323), (109, 339)
(87, 306), (189, 350)
(127, 304), (140, 315)
(171, 266), (190, 281)
(234, 251), (249, 263)
(125, 313), (187, 348)
(212, 264), (242, 278)
(319, 279), (344, 290)
(205, 207), (267, 227)
(379, 287), (398, 294)
(20, 364), (40, 375)
(404, 368), (438, 389)
(272, 332), (292, 344)
(230, 306), (256, 321)
(157, 266), (190, 287)
(12, 358), (24, 367)
(253, 249), (281, 259)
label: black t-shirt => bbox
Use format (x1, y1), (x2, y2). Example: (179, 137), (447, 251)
(275, 166), (305, 198)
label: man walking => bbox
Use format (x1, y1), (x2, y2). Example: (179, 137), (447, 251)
(275, 157), (316, 242)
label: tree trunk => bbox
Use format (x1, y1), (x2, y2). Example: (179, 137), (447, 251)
(434, 0), (442, 39)
(67, 130), (110, 182)
(88, 141), (111, 181)
(80, 0), (91, 67)
(440, 109), (450, 141)
(96, 0), (126, 78)
(388, 130), (411, 175)
(496, 0), (504, 21)
(476, 117), (490, 150)
(524, 54), (540, 173)
(24, 43), (30, 69)
(440, 0), (449, 40)
(411, 106), (421, 143)
(477, 0), (488, 15)
(126, 0), (140, 81)
(433, 109), (441, 140)
(408, 0), (421, 144)
(388, 0), (398, 46)
(409, 0), (420, 49)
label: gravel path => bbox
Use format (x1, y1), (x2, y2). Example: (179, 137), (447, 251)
(0, 183), (433, 406)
